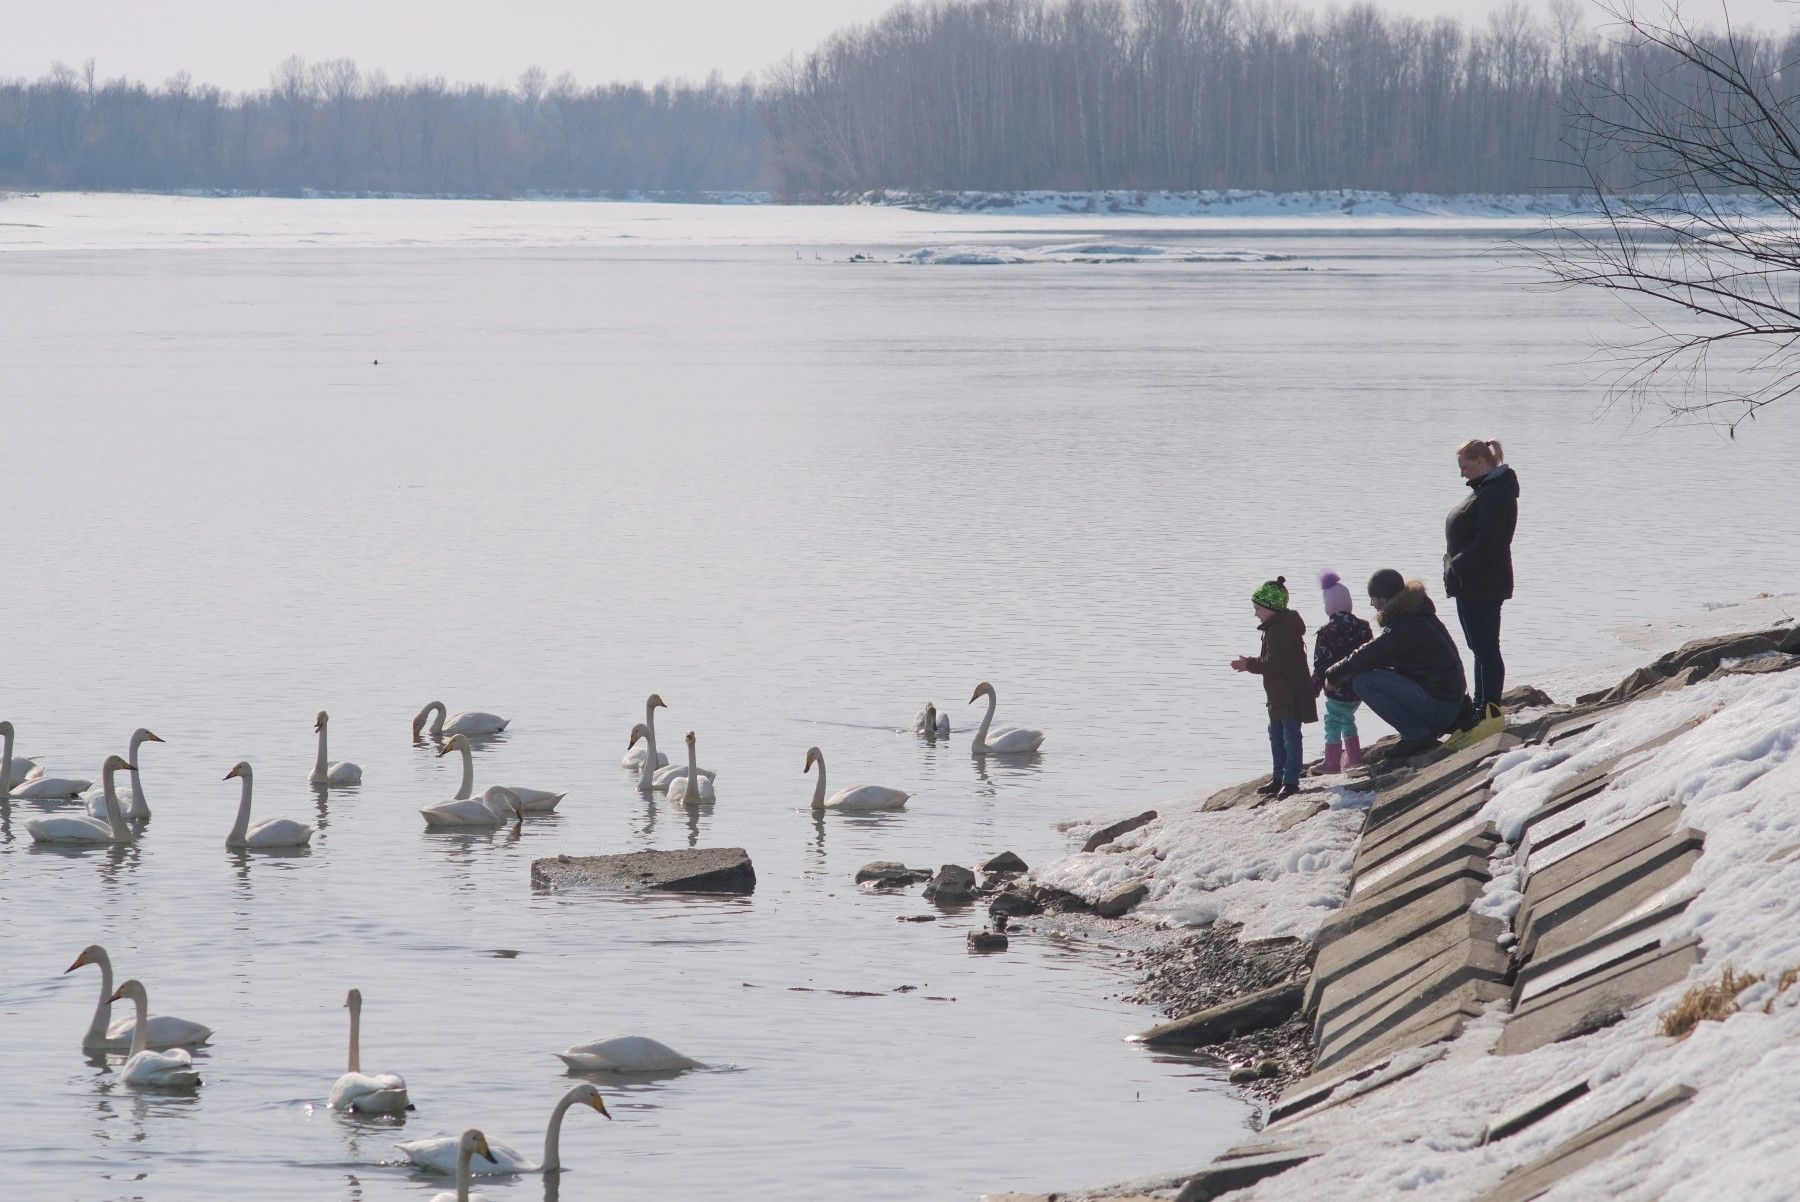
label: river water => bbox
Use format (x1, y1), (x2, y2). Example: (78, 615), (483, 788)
(2, 194), (1796, 1201)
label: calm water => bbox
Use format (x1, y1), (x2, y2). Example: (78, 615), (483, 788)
(2, 196), (1797, 1201)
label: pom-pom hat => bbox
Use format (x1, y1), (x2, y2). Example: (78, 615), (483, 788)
(1320, 570), (1354, 616)
(1252, 577), (1290, 611)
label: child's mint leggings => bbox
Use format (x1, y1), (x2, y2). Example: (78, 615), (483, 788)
(1323, 697), (1361, 745)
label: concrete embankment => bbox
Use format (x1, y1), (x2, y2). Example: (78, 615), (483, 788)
(993, 605), (1800, 1202)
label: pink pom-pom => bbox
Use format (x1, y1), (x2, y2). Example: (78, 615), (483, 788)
(1319, 570), (1342, 590)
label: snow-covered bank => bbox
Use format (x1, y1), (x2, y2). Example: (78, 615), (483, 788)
(892, 242), (1291, 265)
(858, 188), (1792, 220)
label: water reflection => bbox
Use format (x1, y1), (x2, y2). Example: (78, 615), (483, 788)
(312, 782), (332, 830)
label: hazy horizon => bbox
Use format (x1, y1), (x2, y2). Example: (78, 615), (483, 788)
(2, 0), (1788, 95)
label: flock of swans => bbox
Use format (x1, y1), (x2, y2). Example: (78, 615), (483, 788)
(8, 684), (1046, 1197)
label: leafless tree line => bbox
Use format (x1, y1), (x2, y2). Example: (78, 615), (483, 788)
(0, 57), (763, 195)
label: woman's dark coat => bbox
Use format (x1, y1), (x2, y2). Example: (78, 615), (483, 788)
(1444, 465), (1520, 602)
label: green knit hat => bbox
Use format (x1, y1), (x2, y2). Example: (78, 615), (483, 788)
(1252, 576), (1290, 610)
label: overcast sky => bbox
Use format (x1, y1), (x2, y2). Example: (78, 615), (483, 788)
(3, 0), (1792, 94)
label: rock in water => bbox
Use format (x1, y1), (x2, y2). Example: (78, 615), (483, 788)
(989, 885), (1043, 918)
(981, 850), (1028, 875)
(923, 864), (978, 905)
(530, 848), (755, 895)
(1095, 879), (1149, 918)
(856, 861), (932, 888)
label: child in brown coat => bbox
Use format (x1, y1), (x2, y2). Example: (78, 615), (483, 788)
(1231, 576), (1319, 799)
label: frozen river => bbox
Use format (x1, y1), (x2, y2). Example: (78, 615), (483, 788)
(1, 193), (1796, 1201)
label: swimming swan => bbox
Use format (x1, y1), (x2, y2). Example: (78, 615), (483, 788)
(413, 702), (508, 740)
(65, 944), (214, 1050)
(968, 682), (1046, 755)
(663, 731), (716, 804)
(421, 785), (521, 828)
(328, 987), (410, 1114)
(621, 694), (670, 775)
(440, 733), (564, 813)
(9, 746), (95, 800)
(629, 724), (716, 793)
(397, 1084), (610, 1175)
(82, 728), (163, 820)
(426, 1130), (499, 1202)
(0, 720), (46, 790)
(555, 1034), (701, 1074)
(26, 756), (134, 845)
(224, 762), (314, 849)
(310, 711), (363, 786)
(805, 747), (908, 812)
(108, 980), (202, 1089)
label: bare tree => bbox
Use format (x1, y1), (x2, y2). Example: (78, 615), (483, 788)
(1531, 3), (1800, 432)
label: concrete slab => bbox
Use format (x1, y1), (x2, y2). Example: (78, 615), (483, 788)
(1515, 897), (1693, 1006)
(1482, 1079), (1592, 1144)
(1365, 732), (1519, 827)
(530, 847), (756, 894)
(1517, 830), (1704, 961)
(1474, 1086), (1695, 1202)
(1543, 705), (1619, 745)
(1267, 1047), (1446, 1128)
(1523, 804), (1683, 896)
(1308, 877), (1488, 1011)
(1173, 1147), (1319, 1202)
(1518, 721), (1702, 850)
(1315, 933), (1509, 1069)
(1353, 821), (1500, 899)
(1134, 979), (1306, 1047)
(1323, 997), (1492, 1077)
(1356, 781), (1491, 878)
(1317, 855), (1489, 943)
(1314, 910), (1504, 1025)
(1497, 936), (1702, 1055)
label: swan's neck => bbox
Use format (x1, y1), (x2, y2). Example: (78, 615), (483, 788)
(542, 1093), (579, 1172)
(974, 693), (997, 749)
(227, 773), (254, 846)
(455, 741), (474, 800)
(455, 1143), (475, 1201)
(313, 725), (330, 777)
(811, 757), (827, 807)
(639, 715), (661, 790)
(346, 1001), (362, 1073)
(102, 765), (133, 844)
(686, 741), (699, 789)
(1, 726), (13, 789)
(126, 736), (148, 808)
(85, 951), (115, 1043)
(127, 988), (149, 1058)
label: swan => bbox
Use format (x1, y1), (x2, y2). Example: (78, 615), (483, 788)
(555, 1034), (701, 1073)
(629, 724), (716, 793)
(108, 980), (202, 1089)
(0, 720), (47, 790)
(663, 731), (716, 804)
(83, 728), (163, 821)
(805, 747), (908, 812)
(421, 785), (521, 828)
(25, 756), (134, 845)
(64, 945), (214, 1050)
(328, 987), (410, 1114)
(310, 711), (363, 786)
(397, 1084), (610, 1175)
(620, 694), (670, 773)
(426, 1130), (499, 1202)
(913, 702), (938, 737)
(440, 733), (564, 813)
(413, 701), (508, 740)
(10, 759), (95, 800)
(937, 709), (951, 739)
(968, 682), (1046, 755)
(223, 762), (314, 849)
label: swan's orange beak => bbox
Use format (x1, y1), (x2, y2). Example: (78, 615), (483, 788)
(107, 986), (126, 1003)
(63, 952), (88, 974)
(590, 1095), (612, 1118)
(143, 732), (164, 743)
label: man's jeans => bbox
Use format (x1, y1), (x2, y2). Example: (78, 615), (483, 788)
(1352, 668), (1461, 741)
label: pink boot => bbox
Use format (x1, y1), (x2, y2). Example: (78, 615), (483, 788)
(1318, 742), (1343, 775)
(1343, 736), (1364, 771)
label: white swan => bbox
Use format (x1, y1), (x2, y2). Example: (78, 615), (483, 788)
(936, 709), (951, 739)
(398, 1084), (610, 1175)
(620, 694), (670, 774)
(426, 1130), (499, 1202)
(421, 785), (520, 829)
(83, 728), (163, 821)
(310, 711), (363, 786)
(65, 945), (214, 1050)
(413, 701), (508, 740)
(805, 747), (909, 812)
(628, 723), (716, 792)
(222, 762), (314, 849)
(0, 720), (47, 790)
(555, 1034), (701, 1074)
(11, 760), (95, 800)
(912, 702), (938, 736)
(440, 733), (564, 813)
(108, 980), (202, 1089)
(328, 987), (410, 1114)
(26, 755), (134, 845)
(663, 731), (716, 804)
(968, 681), (1046, 755)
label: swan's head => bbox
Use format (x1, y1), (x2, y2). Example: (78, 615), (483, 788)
(437, 734), (469, 758)
(223, 761), (252, 782)
(647, 694), (666, 712)
(103, 754), (135, 775)
(344, 987), (363, 1011)
(411, 702), (444, 738)
(462, 1129), (498, 1165)
(107, 979), (147, 1005)
(568, 1083), (612, 1118)
(314, 711), (329, 732)
(628, 723), (649, 749)
(64, 944), (107, 975)
(0, 720), (11, 738)
(804, 746), (823, 774)
(489, 786), (523, 819)
(684, 730), (697, 747)
(970, 681), (996, 705)
(133, 728), (164, 746)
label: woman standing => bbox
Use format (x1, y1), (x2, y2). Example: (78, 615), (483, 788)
(1443, 438), (1520, 717)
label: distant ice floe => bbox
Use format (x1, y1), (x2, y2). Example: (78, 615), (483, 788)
(860, 187), (1793, 219)
(893, 241), (1290, 265)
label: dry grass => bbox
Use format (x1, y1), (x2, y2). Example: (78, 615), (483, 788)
(1659, 967), (1763, 1039)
